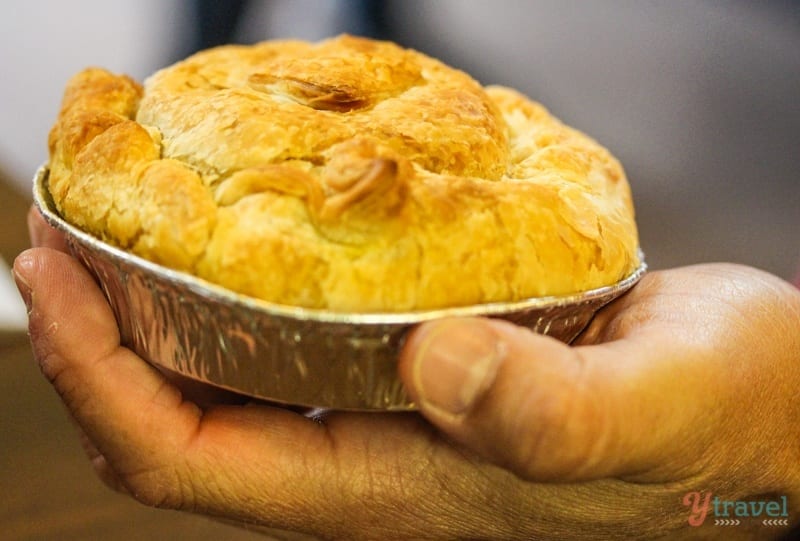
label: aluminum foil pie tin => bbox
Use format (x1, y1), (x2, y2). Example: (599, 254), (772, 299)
(33, 167), (646, 410)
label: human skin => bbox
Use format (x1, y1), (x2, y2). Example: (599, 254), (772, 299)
(13, 208), (800, 540)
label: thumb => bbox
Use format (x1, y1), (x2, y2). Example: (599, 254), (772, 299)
(398, 317), (702, 483)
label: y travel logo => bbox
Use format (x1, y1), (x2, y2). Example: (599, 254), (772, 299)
(683, 492), (790, 528)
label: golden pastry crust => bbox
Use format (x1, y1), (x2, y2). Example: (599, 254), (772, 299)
(47, 35), (639, 312)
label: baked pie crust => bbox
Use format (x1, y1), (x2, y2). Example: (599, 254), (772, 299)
(47, 35), (639, 311)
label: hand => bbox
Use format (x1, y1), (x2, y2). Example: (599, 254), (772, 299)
(15, 207), (800, 540)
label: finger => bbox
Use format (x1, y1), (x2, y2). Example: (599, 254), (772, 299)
(27, 205), (69, 252)
(398, 315), (720, 483)
(11, 248), (329, 526)
(13, 247), (191, 486)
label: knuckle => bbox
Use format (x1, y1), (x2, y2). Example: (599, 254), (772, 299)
(37, 346), (65, 385)
(509, 391), (575, 477)
(88, 454), (131, 496)
(30, 321), (62, 380)
(119, 465), (195, 511)
(507, 368), (607, 480)
(36, 347), (98, 420)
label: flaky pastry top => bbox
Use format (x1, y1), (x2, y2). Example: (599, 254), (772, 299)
(47, 35), (639, 311)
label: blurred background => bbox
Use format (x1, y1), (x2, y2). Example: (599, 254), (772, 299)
(2, 0), (798, 277)
(1, 1), (798, 539)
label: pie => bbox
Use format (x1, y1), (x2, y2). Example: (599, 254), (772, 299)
(47, 35), (639, 311)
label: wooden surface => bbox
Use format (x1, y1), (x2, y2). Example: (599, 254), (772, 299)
(0, 176), (270, 541)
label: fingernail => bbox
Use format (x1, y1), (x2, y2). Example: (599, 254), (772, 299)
(412, 319), (504, 415)
(13, 256), (34, 312)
